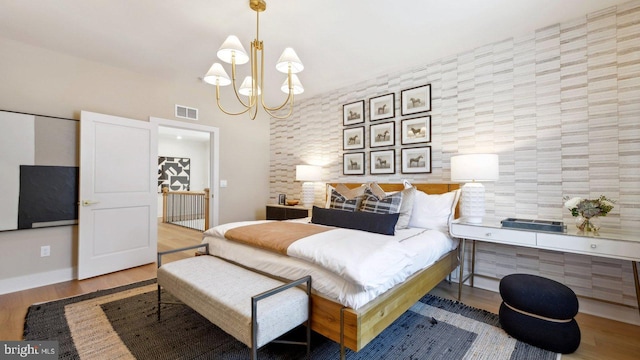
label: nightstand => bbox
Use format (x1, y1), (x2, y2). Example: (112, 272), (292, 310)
(266, 204), (311, 220)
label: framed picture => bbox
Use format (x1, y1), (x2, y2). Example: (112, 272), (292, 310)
(401, 84), (431, 116)
(401, 116), (431, 144)
(343, 126), (365, 150)
(158, 156), (190, 192)
(369, 93), (395, 121)
(343, 152), (365, 175)
(343, 100), (365, 126)
(370, 149), (395, 175)
(401, 146), (432, 174)
(278, 194), (286, 205)
(370, 121), (395, 148)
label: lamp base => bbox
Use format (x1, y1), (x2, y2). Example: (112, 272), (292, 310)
(460, 182), (485, 223)
(463, 216), (484, 224)
(301, 182), (314, 208)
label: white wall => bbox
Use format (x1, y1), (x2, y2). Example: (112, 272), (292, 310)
(0, 37), (270, 294)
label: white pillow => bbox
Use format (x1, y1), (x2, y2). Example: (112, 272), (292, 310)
(408, 189), (460, 233)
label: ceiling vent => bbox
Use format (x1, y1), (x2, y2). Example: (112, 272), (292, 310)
(175, 105), (198, 120)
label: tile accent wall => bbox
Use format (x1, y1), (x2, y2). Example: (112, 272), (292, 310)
(270, 1), (640, 307)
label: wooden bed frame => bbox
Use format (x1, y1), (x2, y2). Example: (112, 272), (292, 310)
(310, 183), (460, 354)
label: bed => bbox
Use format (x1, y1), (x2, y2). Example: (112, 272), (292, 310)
(201, 182), (461, 353)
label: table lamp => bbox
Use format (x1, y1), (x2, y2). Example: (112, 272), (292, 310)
(295, 165), (321, 207)
(450, 154), (499, 223)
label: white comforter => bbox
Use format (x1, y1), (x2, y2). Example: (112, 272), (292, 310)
(202, 219), (457, 309)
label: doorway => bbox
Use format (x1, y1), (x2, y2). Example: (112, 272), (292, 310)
(151, 117), (220, 231)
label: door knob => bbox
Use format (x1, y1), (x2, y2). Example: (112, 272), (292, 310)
(81, 200), (100, 206)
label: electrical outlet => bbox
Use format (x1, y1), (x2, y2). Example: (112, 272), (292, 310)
(40, 245), (50, 257)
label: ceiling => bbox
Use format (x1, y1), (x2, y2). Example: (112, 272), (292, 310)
(0, 0), (629, 104)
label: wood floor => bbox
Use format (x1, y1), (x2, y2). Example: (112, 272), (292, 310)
(1, 222), (639, 359)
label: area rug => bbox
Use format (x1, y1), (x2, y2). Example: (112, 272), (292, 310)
(23, 279), (559, 359)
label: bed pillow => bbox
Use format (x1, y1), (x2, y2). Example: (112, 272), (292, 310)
(311, 206), (400, 235)
(408, 189), (460, 232)
(359, 187), (403, 214)
(394, 186), (416, 229)
(362, 184), (416, 230)
(326, 184), (366, 211)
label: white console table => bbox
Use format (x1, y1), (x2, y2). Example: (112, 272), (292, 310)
(450, 218), (640, 314)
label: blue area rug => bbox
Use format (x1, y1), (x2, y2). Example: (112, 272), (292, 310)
(24, 279), (557, 359)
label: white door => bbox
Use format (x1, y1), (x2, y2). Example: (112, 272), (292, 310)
(78, 111), (158, 280)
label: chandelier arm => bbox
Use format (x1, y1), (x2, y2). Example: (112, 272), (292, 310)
(215, 84), (253, 116)
(229, 57), (253, 109)
(264, 95), (295, 119)
(252, 39), (260, 108)
(259, 51), (294, 112)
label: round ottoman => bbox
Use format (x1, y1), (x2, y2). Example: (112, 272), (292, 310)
(499, 274), (581, 354)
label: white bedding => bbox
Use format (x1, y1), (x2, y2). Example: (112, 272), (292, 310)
(202, 218), (458, 309)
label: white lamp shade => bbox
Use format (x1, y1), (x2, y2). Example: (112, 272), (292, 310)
(217, 35), (249, 64)
(295, 165), (321, 181)
(238, 76), (261, 96)
(281, 74), (304, 95)
(450, 154), (499, 182)
(203, 63), (231, 86)
(450, 154), (499, 224)
(276, 47), (304, 74)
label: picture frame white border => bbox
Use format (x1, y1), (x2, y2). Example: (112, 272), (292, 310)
(370, 121), (395, 148)
(401, 146), (432, 174)
(401, 116), (431, 145)
(400, 84), (431, 116)
(343, 100), (365, 126)
(370, 149), (395, 175)
(369, 93), (395, 121)
(343, 126), (365, 150)
(343, 152), (365, 175)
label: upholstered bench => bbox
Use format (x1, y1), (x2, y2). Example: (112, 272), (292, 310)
(157, 244), (311, 360)
(499, 273), (581, 354)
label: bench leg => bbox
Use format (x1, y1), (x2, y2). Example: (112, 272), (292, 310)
(157, 284), (161, 321)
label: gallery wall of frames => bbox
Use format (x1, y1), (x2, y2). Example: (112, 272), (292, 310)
(342, 84), (433, 176)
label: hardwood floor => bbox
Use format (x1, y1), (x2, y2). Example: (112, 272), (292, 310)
(1, 222), (639, 359)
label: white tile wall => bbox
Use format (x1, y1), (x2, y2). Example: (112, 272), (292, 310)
(270, 1), (640, 307)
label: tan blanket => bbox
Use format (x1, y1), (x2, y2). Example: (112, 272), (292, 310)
(224, 221), (332, 255)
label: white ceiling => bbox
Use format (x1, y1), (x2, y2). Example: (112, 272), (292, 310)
(158, 126), (210, 143)
(0, 0), (629, 104)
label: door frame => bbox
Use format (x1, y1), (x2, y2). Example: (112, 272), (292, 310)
(150, 117), (220, 228)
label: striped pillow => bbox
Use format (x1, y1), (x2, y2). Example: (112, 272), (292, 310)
(360, 187), (403, 214)
(329, 188), (364, 212)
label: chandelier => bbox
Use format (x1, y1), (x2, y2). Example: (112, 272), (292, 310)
(203, 0), (304, 120)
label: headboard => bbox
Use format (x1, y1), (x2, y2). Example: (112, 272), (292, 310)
(327, 182), (461, 218)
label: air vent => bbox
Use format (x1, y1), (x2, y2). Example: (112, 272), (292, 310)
(175, 104), (198, 120)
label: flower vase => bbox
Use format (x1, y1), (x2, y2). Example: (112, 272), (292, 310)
(575, 215), (601, 232)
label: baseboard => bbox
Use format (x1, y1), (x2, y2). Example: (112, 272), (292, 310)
(465, 276), (640, 326)
(0, 267), (75, 295)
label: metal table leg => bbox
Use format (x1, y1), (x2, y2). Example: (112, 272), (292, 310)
(633, 261), (640, 316)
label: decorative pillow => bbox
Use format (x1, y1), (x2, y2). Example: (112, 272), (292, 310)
(326, 184), (366, 211)
(335, 183), (366, 198)
(311, 206), (399, 235)
(408, 189), (461, 232)
(394, 186), (416, 229)
(367, 182), (387, 199)
(360, 187), (403, 214)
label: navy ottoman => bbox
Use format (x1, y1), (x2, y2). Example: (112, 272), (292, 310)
(499, 274), (581, 354)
